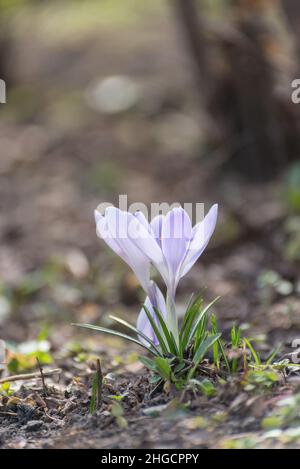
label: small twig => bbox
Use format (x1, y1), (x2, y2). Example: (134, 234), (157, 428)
(96, 359), (103, 409)
(36, 358), (47, 394)
(0, 368), (61, 384)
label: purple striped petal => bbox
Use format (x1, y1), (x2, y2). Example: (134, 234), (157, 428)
(150, 214), (164, 248)
(180, 204), (218, 278)
(161, 207), (192, 295)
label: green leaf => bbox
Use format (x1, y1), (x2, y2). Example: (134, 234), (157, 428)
(72, 323), (158, 356)
(109, 315), (162, 357)
(155, 357), (172, 380)
(194, 314), (209, 352)
(192, 333), (221, 366)
(153, 307), (179, 356)
(217, 338), (230, 372)
(139, 356), (158, 372)
(188, 333), (221, 379)
(180, 295), (204, 352)
(266, 345), (281, 365)
(211, 314), (220, 369)
(180, 294), (203, 340)
(143, 306), (169, 355)
(189, 297), (220, 347)
(111, 401), (124, 417)
(197, 378), (216, 397)
(149, 375), (162, 384)
(244, 338), (261, 365)
(89, 372), (99, 415)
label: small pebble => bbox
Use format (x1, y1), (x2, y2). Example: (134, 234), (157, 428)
(24, 420), (43, 432)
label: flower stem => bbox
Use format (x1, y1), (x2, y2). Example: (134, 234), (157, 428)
(166, 291), (179, 346)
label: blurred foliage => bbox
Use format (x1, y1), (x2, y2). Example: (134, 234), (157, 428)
(87, 161), (121, 194)
(257, 270), (293, 305)
(261, 394), (300, 430)
(284, 217), (300, 263)
(5, 0), (164, 44)
(285, 163), (300, 215)
(6, 335), (53, 374)
(242, 369), (279, 392)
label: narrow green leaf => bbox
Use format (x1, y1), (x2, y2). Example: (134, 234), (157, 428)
(244, 338), (261, 365)
(217, 338), (230, 372)
(180, 295), (204, 351)
(89, 372), (99, 415)
(194, 314), (209, 352)
(180, 294), (203, 339)
(72, 323), (158, 356)
(188, 333), (221, 380)
(211, 314), (219, 369)
(192, 333), (221, 366)
(189, 297), (220, 346)
(109, 315), (162, 357)
(152, 307), (178, 355)
(266, 345), (281, 365)
(169, 331), (180, 357)
(143, 306), (169, 355)
(139, 356), (158, 372)
(155, 357), (172, 380)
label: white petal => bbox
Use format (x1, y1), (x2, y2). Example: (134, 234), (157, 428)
(180, 204), (218, 278)
(136, 284), (167, 346)
(150, 214), (164, 247)
(97, 207), (152, 294)
(161, 207), (192, 293)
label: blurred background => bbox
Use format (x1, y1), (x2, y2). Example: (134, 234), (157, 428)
(0, 0), (300, 372)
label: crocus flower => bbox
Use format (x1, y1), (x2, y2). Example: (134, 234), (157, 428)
(94, 207), (167, 342)
(94, 204), (218, 346)
(132, 205), (218, 340)
(131, 205), (218, 295)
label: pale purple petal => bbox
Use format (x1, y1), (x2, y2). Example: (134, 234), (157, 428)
(150, 214), (164, 248)
(129, 214), (168, 284)
(136, 284), (167, 346)
(161, 207), (192, 295)
(137, 297), (158, 345)
(134, 211), (150, 230)
(180, 204), (218, 278)
(95, 210), (124, 258)
(95, 208), (151, 294)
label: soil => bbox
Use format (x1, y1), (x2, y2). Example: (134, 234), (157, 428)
(0, 2), (300, 449)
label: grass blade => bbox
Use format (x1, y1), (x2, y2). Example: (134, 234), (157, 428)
(155, 357), (172, 380)
(180, 294), (203, 339)
(266, 345), (281, 365)
(90, 372), (99, 415)
(192, 333), (221, 367)
(189, 297), (220, 346)
(188, 333), (221, 379)
(211, 314), (219, 369)
(217, 337), (230, 372)
(153, 307), (179, 356)
(180, 295), (204, 351)
(244, 338), (261, 365)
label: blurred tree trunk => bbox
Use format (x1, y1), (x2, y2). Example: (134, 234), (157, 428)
(281, 0), (300, 63)
(0, 9), (12, 84)
(174, 0), (300, 181)
(174, 0), (212, 95)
